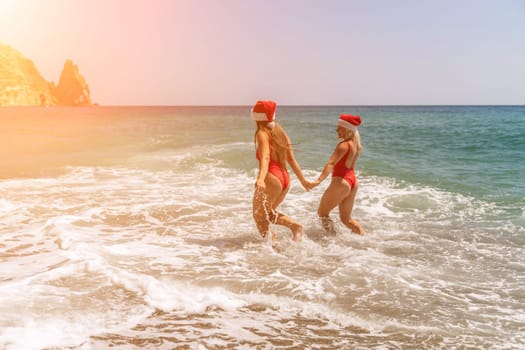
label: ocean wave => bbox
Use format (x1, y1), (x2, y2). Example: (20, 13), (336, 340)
(0, 160), (523, 349)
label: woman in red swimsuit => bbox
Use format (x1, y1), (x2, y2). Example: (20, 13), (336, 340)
(251, 100), (312, 242)
(312, 114), (365, 235)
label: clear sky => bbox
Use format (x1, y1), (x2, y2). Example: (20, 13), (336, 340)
(1, 0), (524, 105)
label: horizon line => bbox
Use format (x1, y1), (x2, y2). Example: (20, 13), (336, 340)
(2, 104), (524, 108)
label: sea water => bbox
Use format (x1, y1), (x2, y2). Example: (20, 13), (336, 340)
(0, 106), (523, 349)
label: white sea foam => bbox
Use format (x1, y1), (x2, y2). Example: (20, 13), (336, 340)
(0, 150), (523, 349)
(1, 105), (523, 348)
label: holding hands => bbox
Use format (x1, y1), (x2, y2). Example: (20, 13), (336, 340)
(300, 179), (315, 192)
(300, 177), (324, 192)
(306, 175), (325, 191)
(310, 178), (322, 188)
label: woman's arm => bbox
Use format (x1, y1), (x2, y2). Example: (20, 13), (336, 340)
(284, 131), (312, 191)
(255, 130), (270, 189)
(313, 142), (347, 186)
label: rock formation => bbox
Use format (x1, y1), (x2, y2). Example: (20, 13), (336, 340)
(0, 43), (93, 106)
(53, 59), (92, 106)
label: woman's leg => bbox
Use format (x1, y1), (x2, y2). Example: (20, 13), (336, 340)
(318, 178), (349, 234)
(274, 212), (303, 241)
(252, 187), (271, 237)
(338, 181), (365, 235)
(271, 184), (289, 210)
(267, 175), (303, 242)
(252, 173), (284, 239)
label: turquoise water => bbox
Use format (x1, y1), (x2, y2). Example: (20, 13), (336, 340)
(362, 106), (524, 201)
(0, 106), (523, 349)
(275, 105), (525, 229)
(281, 105), (525, 201)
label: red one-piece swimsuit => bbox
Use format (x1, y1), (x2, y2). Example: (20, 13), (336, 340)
(332, 141), (356, 188)
(256, 136), (290, 190)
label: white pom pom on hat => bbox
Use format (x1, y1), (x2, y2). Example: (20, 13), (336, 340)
(337, 114), (362, 131)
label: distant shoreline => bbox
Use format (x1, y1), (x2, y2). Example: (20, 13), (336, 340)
(2, 104), (524, 108)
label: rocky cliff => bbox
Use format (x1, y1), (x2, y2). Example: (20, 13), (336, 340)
(53, 59), (92, 106)
(0, 44), (93, 106)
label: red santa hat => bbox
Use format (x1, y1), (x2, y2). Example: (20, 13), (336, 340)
(337, 114), (361, 131)
(251, 100), (276, 123)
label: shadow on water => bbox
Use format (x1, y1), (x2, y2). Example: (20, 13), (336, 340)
(181, 226), (370, 254)
(303, 226), (334, 242)
(184, 234), (261, 251)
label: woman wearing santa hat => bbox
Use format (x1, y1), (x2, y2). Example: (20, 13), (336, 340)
(311, 114), (365, 235)
(251, 100), (312, 242)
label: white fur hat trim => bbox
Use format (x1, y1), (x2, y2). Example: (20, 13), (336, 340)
(251, 111), (276, 122)
(337, 119), (358, 131)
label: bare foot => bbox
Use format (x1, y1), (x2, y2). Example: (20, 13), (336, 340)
(348, 219), (366, 235)
(261, 231), (276, 241)
(292, 224), (303, 242)
(320, 216), (337, 235)
(272, 242), (285, 253)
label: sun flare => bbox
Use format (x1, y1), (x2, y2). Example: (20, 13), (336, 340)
(0, 0), (17, 14)
(0, 0), (21, 29)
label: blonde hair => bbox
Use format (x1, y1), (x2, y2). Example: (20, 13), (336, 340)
(342, 128), (362, 155)
(254, 121), (290, 167)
